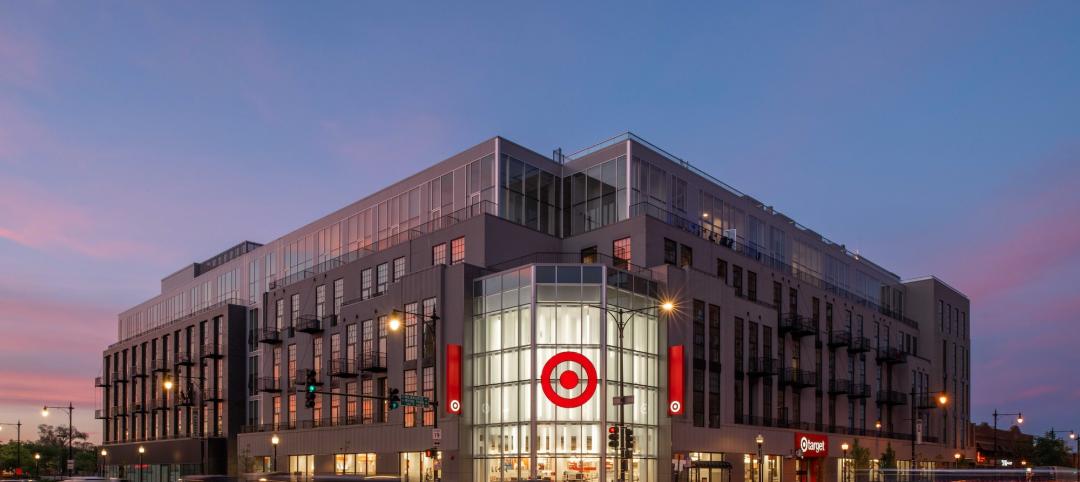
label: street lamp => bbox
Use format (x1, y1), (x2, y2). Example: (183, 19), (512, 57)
(271, 434), (280, 472)
(137, 446), (145, 482)
(42, 402), (75, 477)
(34, 453), (40, 478)
(162, 373), (208, 473)
(1071, 432), (1078, 482)
(100, 448), (108, 477)
(954, 452), (962, 467)
(991, 410), (1023, 467)
(909, 389), (948, 466)
(841, 443), (850, 482)
(0, 421), (22, 476)
(387, 307), (441, 429)
(756, 434), (765, 482)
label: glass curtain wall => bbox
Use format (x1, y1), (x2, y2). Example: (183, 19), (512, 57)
(564, 156), (628, 236)
(471, 264), (660, 482)
(499, 155), (560, 236)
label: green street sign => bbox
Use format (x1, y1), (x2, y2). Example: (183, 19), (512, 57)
(400, 394), (431, 407)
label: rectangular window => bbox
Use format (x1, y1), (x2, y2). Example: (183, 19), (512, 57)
(405, 302), (418, 361)
(580, 245), (598, 264)
(716, 258), (727, 282)
(392, 257), (406, 282)
(333, 279), (344, 314)
(403, 369), (418, 428)
(375, 263), (388, 295)
(272, 395), (281, 427)
(287, 344), (296, 386)
(361, 269), (372, 300)
(275, 299), (284, 330)
(733, 265), (743, 297)
(747, 271), (757, 302)
(692, 300), (705, 427)
(663, 238), (677, 265)
(288, 394), (296, 427)
(450, 237), (465, 264)
(433, 243), (447, 266)
(613, 237), (631, 268)
(422, 366), (435, 426)
(316, 285), (326, 319)
(679, 243), (693, 268)
(291, 294), (300, 328)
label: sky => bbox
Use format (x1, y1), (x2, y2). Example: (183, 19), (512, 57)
(1, 2), (1078, 444)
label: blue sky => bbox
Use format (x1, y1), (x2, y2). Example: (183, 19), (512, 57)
(1, 2), (1078, 442)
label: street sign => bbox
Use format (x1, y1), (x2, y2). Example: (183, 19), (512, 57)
(67, 459), (75, 470)
(612, 395), (635, 405)
(916, 419), (924, 444)
(400, 394), (431, 407)
(432, 428), (442, 446)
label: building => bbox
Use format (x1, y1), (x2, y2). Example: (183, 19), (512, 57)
(97, 133), (972, 482)
(971, 423), (1033, 467)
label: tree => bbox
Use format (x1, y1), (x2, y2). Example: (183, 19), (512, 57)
(1030, 431), (1071, 467)
(37, 424), (90, 449)
(880, 444), (897, 469)
(850, 440), (872, 470)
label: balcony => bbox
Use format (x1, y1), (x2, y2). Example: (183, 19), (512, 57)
(94, 376), (109, 387)
(876, 346), (908, 365)
(257, 328), (282, 345)
(112, 405), (127, 416)
(827, 330), (851, 349)
(151, 358), (171, 373)
(131, 403), (147, 414)
(201, 343), (223, 359)
(175, 394), (196, 407)
(111, 370), (128, 384)
(322, 314), (338, 328)
(778, 313), (817, 338)
(779, 368), (817, 389)
(848, 383), (871, 399)
(360, 352), (387, 372)
(129, 365), (148, 379)
(914, 393), (946, 409)
(256, 377), (281, 393)
(95, 408), (109, 419)
(329, 358), (359, 378)
(296, 316), (323, 334)
(202, 388), (224, 402)
(828, 378), (852, 395)
(747, 357), (780, 377)
(847, 336), (872, 353)
(175, 351), (194, 366)
(876, 389), (907, 406)
(149, 398), (168, 411)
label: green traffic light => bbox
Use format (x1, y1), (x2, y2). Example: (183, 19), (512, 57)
(307, 384), (316, 393)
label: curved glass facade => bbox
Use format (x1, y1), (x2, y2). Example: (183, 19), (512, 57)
(470, 264), (661, 482)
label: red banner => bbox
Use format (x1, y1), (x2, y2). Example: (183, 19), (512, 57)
(794, 432), (829, 457)
(447, 344), (461, 414)
(668, 345), (685, 415)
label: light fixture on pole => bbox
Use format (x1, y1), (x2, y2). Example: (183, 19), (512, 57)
(137, 446), (145, 482)
(41, 402), (75, 477)
(271, 434), (280, 472)
(100, 449), (108, 477)
(841, 443), (850, 482)
(34, 453), (40, 479)
(756, 434), (765, 482)
(991, 410), (1023, 468)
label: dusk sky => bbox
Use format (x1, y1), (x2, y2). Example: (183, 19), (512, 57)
(1, 3), (1078, 443)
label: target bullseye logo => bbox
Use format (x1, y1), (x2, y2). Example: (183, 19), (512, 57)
(449, 399), (461, 412)
(541, 351), (598, 408)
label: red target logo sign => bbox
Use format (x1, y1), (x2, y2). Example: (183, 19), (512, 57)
(541, 351), (598, 408)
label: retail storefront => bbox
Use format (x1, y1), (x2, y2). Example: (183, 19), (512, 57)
(470, 264), (663, 482)
(792, 433), (827, 482)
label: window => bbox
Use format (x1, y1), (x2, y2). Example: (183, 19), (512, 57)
(747, 271), (757, 302)
(375, 263), (388, 295)
(422, 366), (435, 426)
(733, 265), (743, 297)
(679, 243), (693, 268)
(664, 238), (677, 265)
(450, 237), (465, 264)
(613, 237), (631, 268)
(580, 245), (598, 264)
(692, 300), (705, 427)
(716, 258), (727, 282)
(316, 285), (326, 319)
(361, 269), (372, 300)
(272, 395), (281, 426)
(288, 393), (296, 426)
(403, 369), (418, 428)
(287, 344), (296, 386)
(392, 257), (406, 282)
(333, 279), (343, 314)
(405, 302), (418, 361)
(335, 453), (377, 475)
(291, 294), (300, 328)
(275, 299), (284, 330)
(432, 243), (447, 266)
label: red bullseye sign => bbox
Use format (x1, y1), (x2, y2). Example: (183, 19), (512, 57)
(541, 351), (598, 408)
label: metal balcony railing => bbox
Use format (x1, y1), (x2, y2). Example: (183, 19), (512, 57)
(329, 358), (359, 378)
(256, 377), (281, 393)
(849, 383), (871, 399)
(360, 352), (387, 372)
(828, 378), (852, 395)
(94, 408), (109, 419)
(875, 346), (908, 365)
(779, 313), (817, 338)
(257, 328), (282, 345)
(95, 376), (109, 387)
(296, 316), (323, 334)
(747, 357), (780, 377)
(779, 368), (817, 389)
(131, 403), (147, 414)
(151, 358), (171, 373)
(876, 389), (907, 406)
(129, 365), (148, 379)
(201, 343), (223, 359)
(202, 388), (223, 402)
(175, 351), (194, 366)
(847, 336), (872, 353)
(149, 398), (168, 411)
(112, 370), (128, 383)
(827, 330), (851, 349)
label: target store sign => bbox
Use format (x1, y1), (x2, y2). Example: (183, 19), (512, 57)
(541, 351), (598, 408)
(794, 432), (829, 458)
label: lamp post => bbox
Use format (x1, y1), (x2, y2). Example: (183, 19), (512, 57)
(42, 402), (75, 476)
(954, 452), (961, 468)
(0, 421), (22, 475)
(100, 448), (108, 477)
(909, 389), (948, 467)
(271, 434), (279, 472)
(756, 434), (765, 482)
(137, 446), (145, 482)
(991, 410), (1023, 467)
(841, 442), (850, 482)
(1071, 432), (1078, 482)
(388, 307), (441, 429)
(163, 373), (208, 474)
(34, 453), (40, 479)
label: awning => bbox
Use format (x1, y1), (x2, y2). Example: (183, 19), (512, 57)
(691, 461), (734, 470)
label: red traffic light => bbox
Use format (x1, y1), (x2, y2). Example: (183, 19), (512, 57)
(609, 426), (618, 434)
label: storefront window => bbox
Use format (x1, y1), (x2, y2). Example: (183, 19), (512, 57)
(471, 264), (661, 481)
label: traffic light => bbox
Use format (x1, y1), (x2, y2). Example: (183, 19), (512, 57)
(424, 448), (437, 458)
(388, 388), (401, 410)
(623, 427), (635, 457)
(304, 369), (317, 408)
(608, 425), (620, 449)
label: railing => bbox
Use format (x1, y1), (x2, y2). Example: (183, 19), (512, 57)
(628, 199), (919, 329)
(296, 316), (323, 334)
(780, 368), (817, 388)
(827, 330), (851, 348)
(747, 357), (780, 376)
(131, 403), (147, 414)
(848, 336), (872, 353)
(876, 389), (907, 406)
(201, 343), (223, 359)
(112, 405), (127, 416)
(876, 346), (909, 365)
(257, 328), (282, 345)
(778, 313), (817, 338)
(202, 388), (223, 402)
(360, 352), (387, 372)
(111, 371), (128, 383)
(95, 408), (109, 419)
(849, 383), (871, 398)
(149, 398), (168, 411)
(269, 201), (499, 290)
(129, 365), (147, 379)
(114, 297), (252, 347)
(828, 378), (852, 395)
(175, 351), (194, 365)
(329, 358), (359, 378)
(94, 376), (109, 387)
(256, 377), (281, 393)
(151, 358), (171, 373)
(486, 251), (655, 281)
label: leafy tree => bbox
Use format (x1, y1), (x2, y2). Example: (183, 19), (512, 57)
(37, 424), (90, 450)
(850, 440), (872, 470)
(1030, 431), (1071, 467)
(879, 444), (897, 469)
